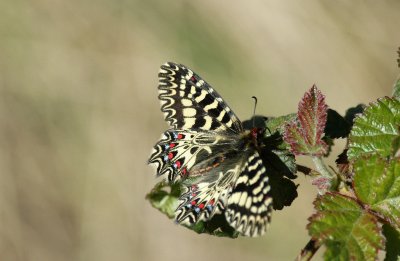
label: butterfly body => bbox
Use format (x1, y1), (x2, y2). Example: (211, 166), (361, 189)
(149, 62), (272, 237)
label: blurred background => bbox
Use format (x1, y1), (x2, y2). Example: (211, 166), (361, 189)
(0, 0), (399, 260)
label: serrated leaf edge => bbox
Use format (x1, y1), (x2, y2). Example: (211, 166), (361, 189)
(307, 192), (384, 260)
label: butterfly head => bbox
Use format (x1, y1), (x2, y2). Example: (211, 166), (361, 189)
(250, 127), (266, 149)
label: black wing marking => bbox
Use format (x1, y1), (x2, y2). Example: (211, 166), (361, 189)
(225, 152), (272, 237)
(174, 153), (244, 225)
(148, 129), (238, 182)
(158, 62), (243, 133)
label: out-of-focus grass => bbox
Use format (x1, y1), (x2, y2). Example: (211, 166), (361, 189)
(0, 1), (399, 260)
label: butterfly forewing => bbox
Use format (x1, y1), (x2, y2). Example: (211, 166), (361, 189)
(158, 62), (243, 133)
(149, 62), (273, 237)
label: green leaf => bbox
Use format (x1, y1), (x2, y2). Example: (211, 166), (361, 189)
(308, 193), (384, 261)
(265, 114), (299, 157)
(348, 97), (400, 160)
(146, 182), (239, 238)
(265, 113), (297, 135)
(353, 155), (400, 229)
(146, 181), (181, 218)
(392, 135), (400, 158)
(383, 224), (400, 261)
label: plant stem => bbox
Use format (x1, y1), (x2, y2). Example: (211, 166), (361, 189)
(312, 156), (333, 178)
(295, 239), (321, 261)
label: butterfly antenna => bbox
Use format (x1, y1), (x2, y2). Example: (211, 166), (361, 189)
(251, 96), (258, 128)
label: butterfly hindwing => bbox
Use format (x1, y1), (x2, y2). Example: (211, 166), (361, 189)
(158, 62), (243, 133)
(225, 152), (272, 237)
(148, 129), (238, 182)
(175, 153), (244, 225)
(174, 179), (228, 226)
(174, 151), (273, 237)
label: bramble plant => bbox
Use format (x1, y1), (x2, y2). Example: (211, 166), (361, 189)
(147, 49), (400, 260)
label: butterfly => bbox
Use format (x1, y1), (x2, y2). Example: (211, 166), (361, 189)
(148, 62), (272, 237)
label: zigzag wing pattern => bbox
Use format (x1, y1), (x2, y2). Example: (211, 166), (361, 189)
(158, 62), (243, 133)
(148, 129), (237, 182)
(175, 154), (245, 225)
(225, 152), (272, 237)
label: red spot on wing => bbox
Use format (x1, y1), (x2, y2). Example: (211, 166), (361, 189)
(168, 153), (174, 160)
(177, 134), (183, 139)
(198, 203), (205, 209)
(169, 143), (176, 148)
(191, 200), (197, 206)
(175, 161), (181, 168)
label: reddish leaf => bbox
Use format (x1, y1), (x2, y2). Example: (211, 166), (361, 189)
(311, 176), (331, 190)
(284, 85), (328, 156)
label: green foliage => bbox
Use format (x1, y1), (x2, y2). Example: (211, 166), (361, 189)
(305, 51), (400, 260)
(266, 113), (297, 135)
(383, 224), (400, 261)
(307, 93), (400, 260)
(348, 97), (400, 160)
(354, 156), (400, 229)
(146, 181), (181, 218)
(308, 193), (383, 261)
